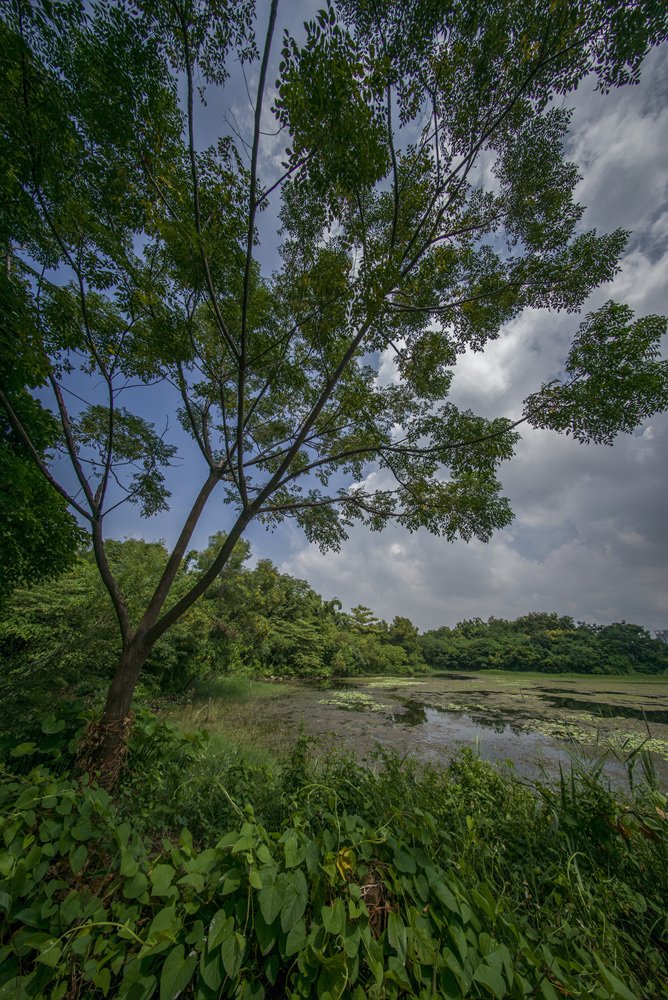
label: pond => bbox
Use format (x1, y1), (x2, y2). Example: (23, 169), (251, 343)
(177, 672), (668, 788)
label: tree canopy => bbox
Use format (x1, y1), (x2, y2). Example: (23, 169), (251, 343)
(1, 0), (667, 763)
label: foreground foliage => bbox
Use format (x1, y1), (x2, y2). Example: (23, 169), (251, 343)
(1, 712), (667, 999)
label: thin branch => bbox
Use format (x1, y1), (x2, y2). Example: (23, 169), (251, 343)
(387, 81), (400, 248)
(389, 281), (521, 314)
(140, 467), (222, 631)
(0, 386), (92, 522)
(176, 362), (212, 465)
(48, 376), (96, 510)
(147, 510), (251, 644)
(176, 2), (241, 363)
(238, 0), (280, 507)
(275, 414), (531, 489)
(253, 152), (311, 209)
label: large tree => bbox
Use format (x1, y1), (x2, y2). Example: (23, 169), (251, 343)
(1, 0), (667, 779)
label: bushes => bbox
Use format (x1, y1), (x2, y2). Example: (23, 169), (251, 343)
(1, 712), (667, 999)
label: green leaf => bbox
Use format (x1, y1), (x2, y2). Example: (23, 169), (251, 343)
(594, 955), (639, 1000)
(473, 962), (507, 999)
(146, 906), (182, 947)
(258, 877), (286, 925)
(285, 919), (306, 956)
(93, 967), (111, 996)
(393, 847), (417, 874)
(387, 911), (407, 963)
(199, 949), (222, 992)
(280, 870), (308, 933)
(231, 834), (254, 854)
(150, 865), (175, 896)
(221, 931), (245, 979)
(434, 881), (460, 914)
(322, 898), (345, 936)
(208, 910), (233, 951)
(70, 844), (87, 875)
(124, 872), (148, 900)
(284, 835), (303, 868)
(159, 945), (196, 1000)
(343, 925), (361, 959)
(37, 939), (62, 967)
(41, 716), (66, 734)
(317, 953), (348, 1000)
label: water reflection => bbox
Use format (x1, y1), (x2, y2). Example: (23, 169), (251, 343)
(541, 694), (668, 724)
(392, 700), (427, 725)
(383, 699), (632, 783)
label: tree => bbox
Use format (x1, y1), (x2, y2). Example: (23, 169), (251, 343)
(0, 310), (84, 600)
(1, 0), (668, 779)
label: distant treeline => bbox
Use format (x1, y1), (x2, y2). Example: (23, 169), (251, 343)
(1, 538), (667, 722)
(420, 613), (668, 675)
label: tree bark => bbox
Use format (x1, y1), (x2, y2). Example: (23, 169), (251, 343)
(78, 637), (150, 789)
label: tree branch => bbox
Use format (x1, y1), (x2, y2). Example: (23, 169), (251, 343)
(0, 385), (92, 522)
(176, 3), (241, 364)
(238, 0), (280, 507)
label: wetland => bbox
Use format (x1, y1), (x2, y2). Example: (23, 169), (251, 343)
(175, 670), (668, 787)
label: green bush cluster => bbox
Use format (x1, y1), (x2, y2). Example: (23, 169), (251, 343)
(1, 714), (667, 999)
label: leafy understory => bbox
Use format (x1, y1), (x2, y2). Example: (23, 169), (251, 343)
(1, 713), (667, 1000)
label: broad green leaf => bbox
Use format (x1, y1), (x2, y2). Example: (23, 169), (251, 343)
(594, 955), (639, 1000)
(285, 919), (306, 956)
(387, 911), (407, 963)
(159, 945), (196, 1000)
(208, 910), (234, 951)
(322, 898), (345, 936)
(69, 844), (87, 875)
(280, 870), (308, 933)
(93, 967), (111, 996)
(221, 931), (246, 979)
(473, 962), (507, 999)
(36, 939), (61, 967)
(124, 872), (148, 900)
(199, 949), (223, 992)
(258, 877), (286, 925)
(150, 865), (175, 896)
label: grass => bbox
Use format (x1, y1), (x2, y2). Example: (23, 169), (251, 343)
(167, 675), (299, 760)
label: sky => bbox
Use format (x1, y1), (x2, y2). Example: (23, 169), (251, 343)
(101, 15), (668, 635)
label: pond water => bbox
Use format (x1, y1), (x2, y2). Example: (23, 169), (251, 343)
(179, 672), (668, 788)
(389, 701), (606, 779)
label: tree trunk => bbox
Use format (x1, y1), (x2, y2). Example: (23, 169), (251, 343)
(77, 638), (149, 790)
